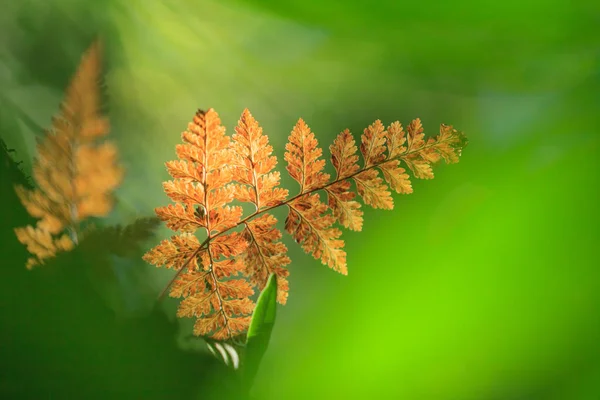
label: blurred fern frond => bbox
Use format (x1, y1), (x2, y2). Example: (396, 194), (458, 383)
(14, 41), (123, 269)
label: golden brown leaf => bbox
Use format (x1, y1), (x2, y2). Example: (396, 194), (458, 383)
(430, 124), (467, 164)
(398, 119), (467, 180)
(385, 121), (407, 159)
(142, 234), (202, 271)
(211, 232), (249, 259)
(284, 118), (330, 193)
(14, 226), (74, 269)
(286, 194), (347, 274)
(401, 118), (435, 179)
(330, 129), (360, 180)
(327, 130), (364, 230)
(162, 180), (205, 205)
(406, 118), (426, 152)
(353, 169), (394, 210)
(170, 270), (210, 298)
(360, 120), (387, 168)
(402, 157), (434, 179)
(165, 159), (203, 182)
(242, 214), (291, 304)
(154, 203), (206, 233)
(209, 205), (244, 234)
(379, 160), (413, 194)
(74, 142), (123, 219)
(232, 109), (288, 209)
(325, 181), (363, 231)
(212, 258), (246, 279)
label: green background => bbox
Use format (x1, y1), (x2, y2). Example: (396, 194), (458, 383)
(1, 0), (598, 399)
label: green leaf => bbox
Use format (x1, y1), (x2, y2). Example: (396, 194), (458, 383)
(243, 273), (278, 390)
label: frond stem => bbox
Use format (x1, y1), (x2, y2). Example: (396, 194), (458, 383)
(68, 131), (80, 245)
(242, 221), (271, 289)
(206, 246), (233, 339)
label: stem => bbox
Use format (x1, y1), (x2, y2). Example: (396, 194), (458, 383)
(202, 116), (232, 337)
(207, 246), (233, 339)
(68, 124), (80, 245)
(242, 221), (270, 288)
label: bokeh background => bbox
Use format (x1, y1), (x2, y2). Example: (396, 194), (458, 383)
(1, 0), (598, 399)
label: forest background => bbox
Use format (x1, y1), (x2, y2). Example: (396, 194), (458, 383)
(0, 0), (598, 399)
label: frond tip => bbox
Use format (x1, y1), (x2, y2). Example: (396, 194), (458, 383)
(145, 107), (467, 340)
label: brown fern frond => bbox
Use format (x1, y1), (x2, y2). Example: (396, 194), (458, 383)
(145, 107), (467, 340)
(14, 41), (123, 268)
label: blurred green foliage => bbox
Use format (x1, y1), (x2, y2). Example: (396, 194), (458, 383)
(1, 0), (598, 399)
(0, 139), (247, 399)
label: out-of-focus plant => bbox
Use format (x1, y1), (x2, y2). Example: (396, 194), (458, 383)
(13, 41), (123, 269)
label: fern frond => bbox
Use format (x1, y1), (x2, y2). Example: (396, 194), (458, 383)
(145, 107), (467, 340)
(14, 41), (123, 268)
